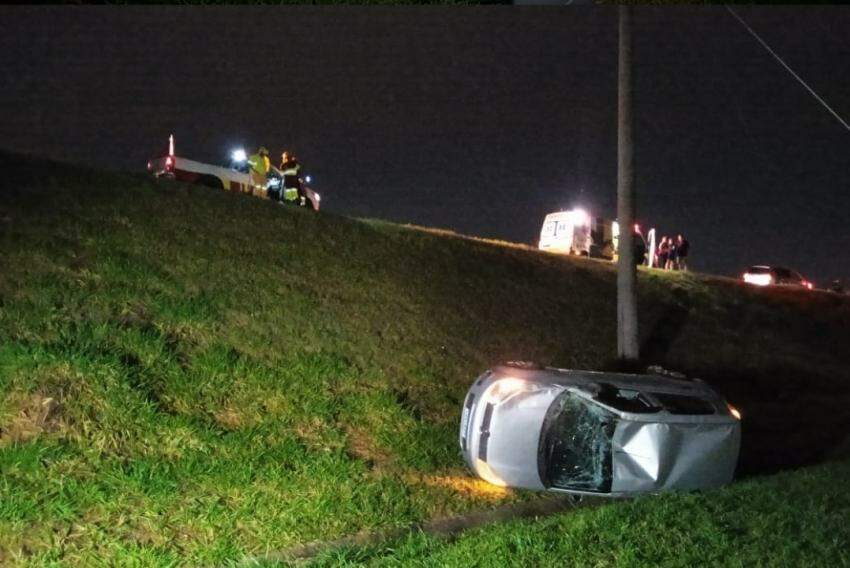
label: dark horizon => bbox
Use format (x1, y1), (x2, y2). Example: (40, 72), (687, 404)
(2, 6), (848, 285)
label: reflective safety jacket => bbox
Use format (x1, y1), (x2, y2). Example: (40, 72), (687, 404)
(280, 159), (301, 201)
(249, 153), (270, 175)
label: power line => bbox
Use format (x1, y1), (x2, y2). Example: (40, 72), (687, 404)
(726, 6), (850, 134)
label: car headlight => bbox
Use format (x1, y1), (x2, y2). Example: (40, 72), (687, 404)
(727, 403), (742, 420)
(475, 458), (507, 487)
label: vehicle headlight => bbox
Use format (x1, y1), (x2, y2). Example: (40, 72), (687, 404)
(475, 458), (507, 487)
(727, 403), (742, 420)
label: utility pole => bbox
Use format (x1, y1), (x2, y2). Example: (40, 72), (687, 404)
(617, 5), (639, 362)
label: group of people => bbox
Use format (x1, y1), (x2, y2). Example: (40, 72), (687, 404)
(630, 231), (690, 271)
(247, 146), (307, 206)
(655, 234), (690, 271)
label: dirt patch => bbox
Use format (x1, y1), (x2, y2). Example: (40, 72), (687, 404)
(293, 417), (345, 455)
(343, 424), (394, 470)
(0, 392), (64, 445)
(214, 406), (246, 430)
(127, 521), (167, 548)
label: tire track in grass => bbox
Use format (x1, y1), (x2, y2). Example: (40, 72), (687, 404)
(239, 494), (616, 566)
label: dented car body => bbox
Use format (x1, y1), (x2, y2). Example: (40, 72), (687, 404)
(459, 364), (741, 496)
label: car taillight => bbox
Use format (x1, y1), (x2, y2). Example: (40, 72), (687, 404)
(805, 281), (814, 290)
(165, 156), (174, 171)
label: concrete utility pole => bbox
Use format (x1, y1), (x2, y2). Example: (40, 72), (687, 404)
(617, 5), (639, 362)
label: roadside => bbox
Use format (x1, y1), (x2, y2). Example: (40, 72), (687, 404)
(2, 153), (849, 565)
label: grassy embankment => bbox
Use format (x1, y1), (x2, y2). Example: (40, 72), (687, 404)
(308, 458), (850, 566)
(1, 152), (849, 565)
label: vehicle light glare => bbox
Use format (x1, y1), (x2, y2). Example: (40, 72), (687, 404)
(305, 175), (312, 183)
(483, 378), (528, 405)
(569, 208), (590, 226)
(727, 403), (742, 420)
(493, 378), (526, 395)
(231, 149), (247, 162)
(743, 273), (772, 286)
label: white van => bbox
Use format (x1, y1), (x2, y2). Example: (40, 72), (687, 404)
(538, 209), (620, 259)
(538, 209), (593, 255)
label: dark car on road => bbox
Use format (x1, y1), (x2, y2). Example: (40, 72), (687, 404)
(743, 265), (813, 290)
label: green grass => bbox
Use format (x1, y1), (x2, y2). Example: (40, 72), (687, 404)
(307, 458), (850, 567)
(1, 151), (849, 565)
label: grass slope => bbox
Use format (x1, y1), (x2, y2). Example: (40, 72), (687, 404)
(308, 459), (850, 567)
(1, 152), (849, 565)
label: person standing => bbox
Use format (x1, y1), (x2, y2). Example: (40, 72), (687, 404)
(666, 237), (678, 270)
(634, 226), (647, 267)
(248, 147), (271, 196)
(280, 151), (302, 205)
(657, 237), (669, 270)
(676, 234), (690, 271)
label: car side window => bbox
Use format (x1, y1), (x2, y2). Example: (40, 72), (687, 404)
(593, 384), (660, 414)
(650, 392), (715, 415)
(538, 391), (614, 493)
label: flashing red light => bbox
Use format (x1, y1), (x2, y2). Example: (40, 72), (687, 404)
(165, 156), (174, 171)
(634, 224), (640, 232)
(805, 281), (814, 290)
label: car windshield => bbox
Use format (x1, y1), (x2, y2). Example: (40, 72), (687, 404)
(538, 391), (616, 493)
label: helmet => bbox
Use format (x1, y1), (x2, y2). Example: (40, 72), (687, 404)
(258, 146), (269, 156)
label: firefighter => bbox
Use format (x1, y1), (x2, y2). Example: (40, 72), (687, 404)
(280, 151), (303, 205)
(248, 147), (271, 196)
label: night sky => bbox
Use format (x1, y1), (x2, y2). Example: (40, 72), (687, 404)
(2, 7), (848, 285)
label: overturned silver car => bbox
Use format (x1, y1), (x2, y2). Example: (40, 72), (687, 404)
(459, 363), (741, 496)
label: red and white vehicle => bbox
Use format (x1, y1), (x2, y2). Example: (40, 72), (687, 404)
(146, 135), (321, 211)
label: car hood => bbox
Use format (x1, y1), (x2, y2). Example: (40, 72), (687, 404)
(481, 388), (558, 490)
(610, 418), (741, 493)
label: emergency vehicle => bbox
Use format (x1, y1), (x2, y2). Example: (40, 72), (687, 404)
(146, 135), (321, 211)
(538, 209), (659, 266)
(538, 208), (619, 259)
